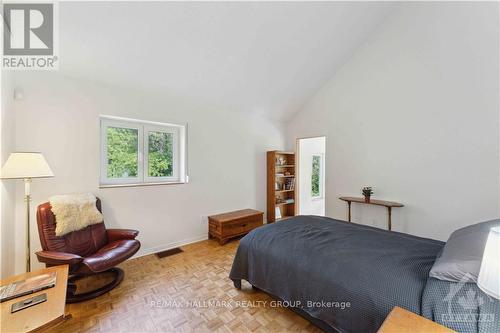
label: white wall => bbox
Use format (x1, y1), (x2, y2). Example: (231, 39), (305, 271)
(287, 2), (500, 241)
(0, 71), (17, 278)
(498, 3), (500, 219)
(298, 137), (326, 216)
(11, 72), (285, 272)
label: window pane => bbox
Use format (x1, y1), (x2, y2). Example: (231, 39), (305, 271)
(311, 155), (321, 197)
(107, 127), (138, 178)
(148, 131), (173, 177)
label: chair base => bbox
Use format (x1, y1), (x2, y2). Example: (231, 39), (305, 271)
(66, 267), (124, 303)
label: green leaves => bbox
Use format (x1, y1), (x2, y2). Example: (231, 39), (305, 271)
(106, 128), (173, 179)
(311, 155), (321, 197)
(148, 131), (173, 177)
(107, 127), (138, 178)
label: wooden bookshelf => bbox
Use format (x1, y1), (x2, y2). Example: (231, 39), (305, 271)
(267, 151), (296, 223)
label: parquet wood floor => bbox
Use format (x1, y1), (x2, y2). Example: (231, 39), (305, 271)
(46, 239), (321, 333)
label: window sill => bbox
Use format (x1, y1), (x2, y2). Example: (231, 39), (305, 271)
(99, 181), (188, 189)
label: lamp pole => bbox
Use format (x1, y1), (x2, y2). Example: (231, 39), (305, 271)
(24, 178), (32, 272)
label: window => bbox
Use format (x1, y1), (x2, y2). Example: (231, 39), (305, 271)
(311, 154), (322, 198)
(100, 116), (187, 186)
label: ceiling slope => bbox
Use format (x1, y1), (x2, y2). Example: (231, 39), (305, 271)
(59, 1), (396, 121)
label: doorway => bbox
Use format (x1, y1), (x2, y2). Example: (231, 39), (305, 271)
(296, 136), (326, 216)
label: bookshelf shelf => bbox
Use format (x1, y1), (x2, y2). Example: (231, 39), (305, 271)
(276, 189), (295, 193)
(275, 202), (295, 207)
(267, 150), (296, 223)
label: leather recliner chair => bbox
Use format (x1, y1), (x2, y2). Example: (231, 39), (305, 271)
(36, 198), (140, 303)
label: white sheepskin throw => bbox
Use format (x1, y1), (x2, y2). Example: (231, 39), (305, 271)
(49, 193), (104, 236)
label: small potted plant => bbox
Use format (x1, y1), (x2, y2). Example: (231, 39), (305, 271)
(362, 186), (373, 202)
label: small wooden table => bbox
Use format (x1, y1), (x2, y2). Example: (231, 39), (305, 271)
(339, 196), (403, 231)
(378, 306), (456, 333)
(208, 209), (264, 245)
(1, 265), (69, 333)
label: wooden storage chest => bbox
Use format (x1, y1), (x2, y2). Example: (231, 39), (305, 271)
(208, 209), (264, 245)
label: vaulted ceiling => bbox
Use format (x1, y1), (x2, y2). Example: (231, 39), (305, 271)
(59, 2), (396, 121)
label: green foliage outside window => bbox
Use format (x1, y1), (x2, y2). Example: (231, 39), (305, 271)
(107, 127), (138, 178)
(311, 155), (321, 197)
(106, 127), (174, 179)
(148, 131), (173, 177)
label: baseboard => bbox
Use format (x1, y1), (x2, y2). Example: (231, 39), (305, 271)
(131, 234), (208, 259)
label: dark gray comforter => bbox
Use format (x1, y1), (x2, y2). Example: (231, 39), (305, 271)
(229, 216), (499, 333)
(422, 278), (500, 333)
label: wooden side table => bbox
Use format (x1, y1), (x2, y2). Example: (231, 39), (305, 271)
(0, 265), (69, 333)
(339, 196), (403, 231)
(378, 306), (456, 333)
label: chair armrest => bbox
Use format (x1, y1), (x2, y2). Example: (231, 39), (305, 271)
(36, 251), (84, 266)
(106, 229), (139, 242)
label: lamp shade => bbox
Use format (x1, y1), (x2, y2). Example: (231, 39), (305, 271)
(478, 226), (500, 299)
(0, 152), (54, 179)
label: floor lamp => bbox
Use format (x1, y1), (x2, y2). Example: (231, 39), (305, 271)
(1, 152), (54, 272)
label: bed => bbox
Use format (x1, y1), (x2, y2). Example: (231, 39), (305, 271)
(229, 215), (500, 333)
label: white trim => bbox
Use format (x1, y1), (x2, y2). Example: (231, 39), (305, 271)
(100, 114), (186, 129)
(180, 124), (188, 183)
(131, 234), (208, 259)
(99, 181), (186, 189)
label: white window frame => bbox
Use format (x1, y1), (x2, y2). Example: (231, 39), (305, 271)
(100, 118), (143, 185)
(143, 124), (179, 183)
(100, 115), (188, 187)
(311, 154), (324, 200)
